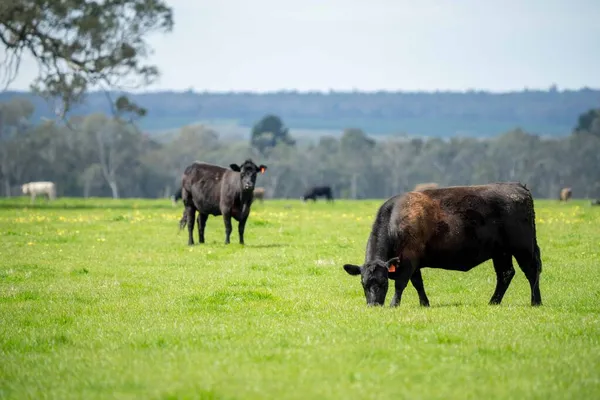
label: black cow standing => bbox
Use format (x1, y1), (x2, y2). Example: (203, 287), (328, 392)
(302, 185), (334, 202)
(179, 159), (267, 245)
(343, 182), (543, 307)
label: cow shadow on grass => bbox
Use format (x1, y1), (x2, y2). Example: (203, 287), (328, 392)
(428, 301), (464, 308)
(244, 243), (289, 249)
(182, 242), (289, 249)
(426, 301), (532, 308)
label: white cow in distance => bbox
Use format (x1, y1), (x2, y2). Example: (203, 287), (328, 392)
(22, 181), (57, 204)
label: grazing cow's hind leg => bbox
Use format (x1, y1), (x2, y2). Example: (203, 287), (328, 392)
(410, 268), (430, 307)
(514, 245), (543, 306)
(198, 213), (208, 243)
(186, 207), (196, 246)
(489, 253), (516, 305)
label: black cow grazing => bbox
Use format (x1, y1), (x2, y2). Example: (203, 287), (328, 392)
(302, 185), (334, 202)
(170, 188), (182, 206)
(343, 182), (542, 307)
(179, 159), (267, 245)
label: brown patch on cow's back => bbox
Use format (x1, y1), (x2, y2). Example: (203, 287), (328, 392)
(413, 182), (439, 191)
(394, 191), (445, 259)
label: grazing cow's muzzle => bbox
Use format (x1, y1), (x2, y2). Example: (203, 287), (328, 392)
(365, 286), (388, 306)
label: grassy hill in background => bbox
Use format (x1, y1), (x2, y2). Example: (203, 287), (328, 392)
(1, 88), (598, 139)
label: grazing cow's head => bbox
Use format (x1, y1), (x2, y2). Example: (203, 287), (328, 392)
(343, 257), (400, 306)
(230, 159), (267, 192)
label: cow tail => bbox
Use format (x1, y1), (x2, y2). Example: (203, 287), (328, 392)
(178, 187), (188, 232)
(178, 211), (187, 232)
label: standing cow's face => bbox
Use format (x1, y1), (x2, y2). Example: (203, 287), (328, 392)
(21, 184), (29, 194)
(343, 257), (400, 306)
(230, 160), (267, 192)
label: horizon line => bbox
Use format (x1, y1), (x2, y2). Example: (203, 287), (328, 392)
(2, 86), (600, 96)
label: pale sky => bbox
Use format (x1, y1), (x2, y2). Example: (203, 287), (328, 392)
(4, 0), (600, 93)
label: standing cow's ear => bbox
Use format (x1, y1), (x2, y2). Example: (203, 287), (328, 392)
(258, 165), (267, 174)
(230, 164), (241, 172)
(385, 257), (401, 273)
(343, 264), (362, 276)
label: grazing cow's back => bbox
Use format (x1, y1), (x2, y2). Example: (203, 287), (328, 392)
(413, 182), (439, 191)
(179, 159), (267, 245)
(343, 182), (542, 307)
(22, 181), (56, 203)
(302, 185), (334, 202)
(560, 187), (572, 201)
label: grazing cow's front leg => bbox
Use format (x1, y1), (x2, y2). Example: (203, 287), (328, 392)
(489, 253), (515, 305)
(410, 268), (430, 307)
(223, 212), (233, 244)
(390, 258), (417, 307)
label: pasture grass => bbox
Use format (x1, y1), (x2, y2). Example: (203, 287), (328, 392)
(0, 197), (599, 400)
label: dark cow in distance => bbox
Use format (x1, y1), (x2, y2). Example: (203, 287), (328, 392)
(170, 187), (182, 206)
(302, 185), (333, 202)
(343, 182), (542, 307)
(179, 159), (267, 245)
(254, 187), (266, 203)
(559, 187), (572, 202)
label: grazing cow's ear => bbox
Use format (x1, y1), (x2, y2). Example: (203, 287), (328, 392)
(385, 257), (401, 273)
(343, 264), (362, 276)
(230, 164), (241, 172)
(259, 165), (267, 174)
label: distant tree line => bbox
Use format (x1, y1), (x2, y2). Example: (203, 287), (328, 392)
(1, 97), (599, 201)
(1, 88), (599, 137)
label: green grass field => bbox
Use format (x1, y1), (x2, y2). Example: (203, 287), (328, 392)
(1, 197), (598, 399)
